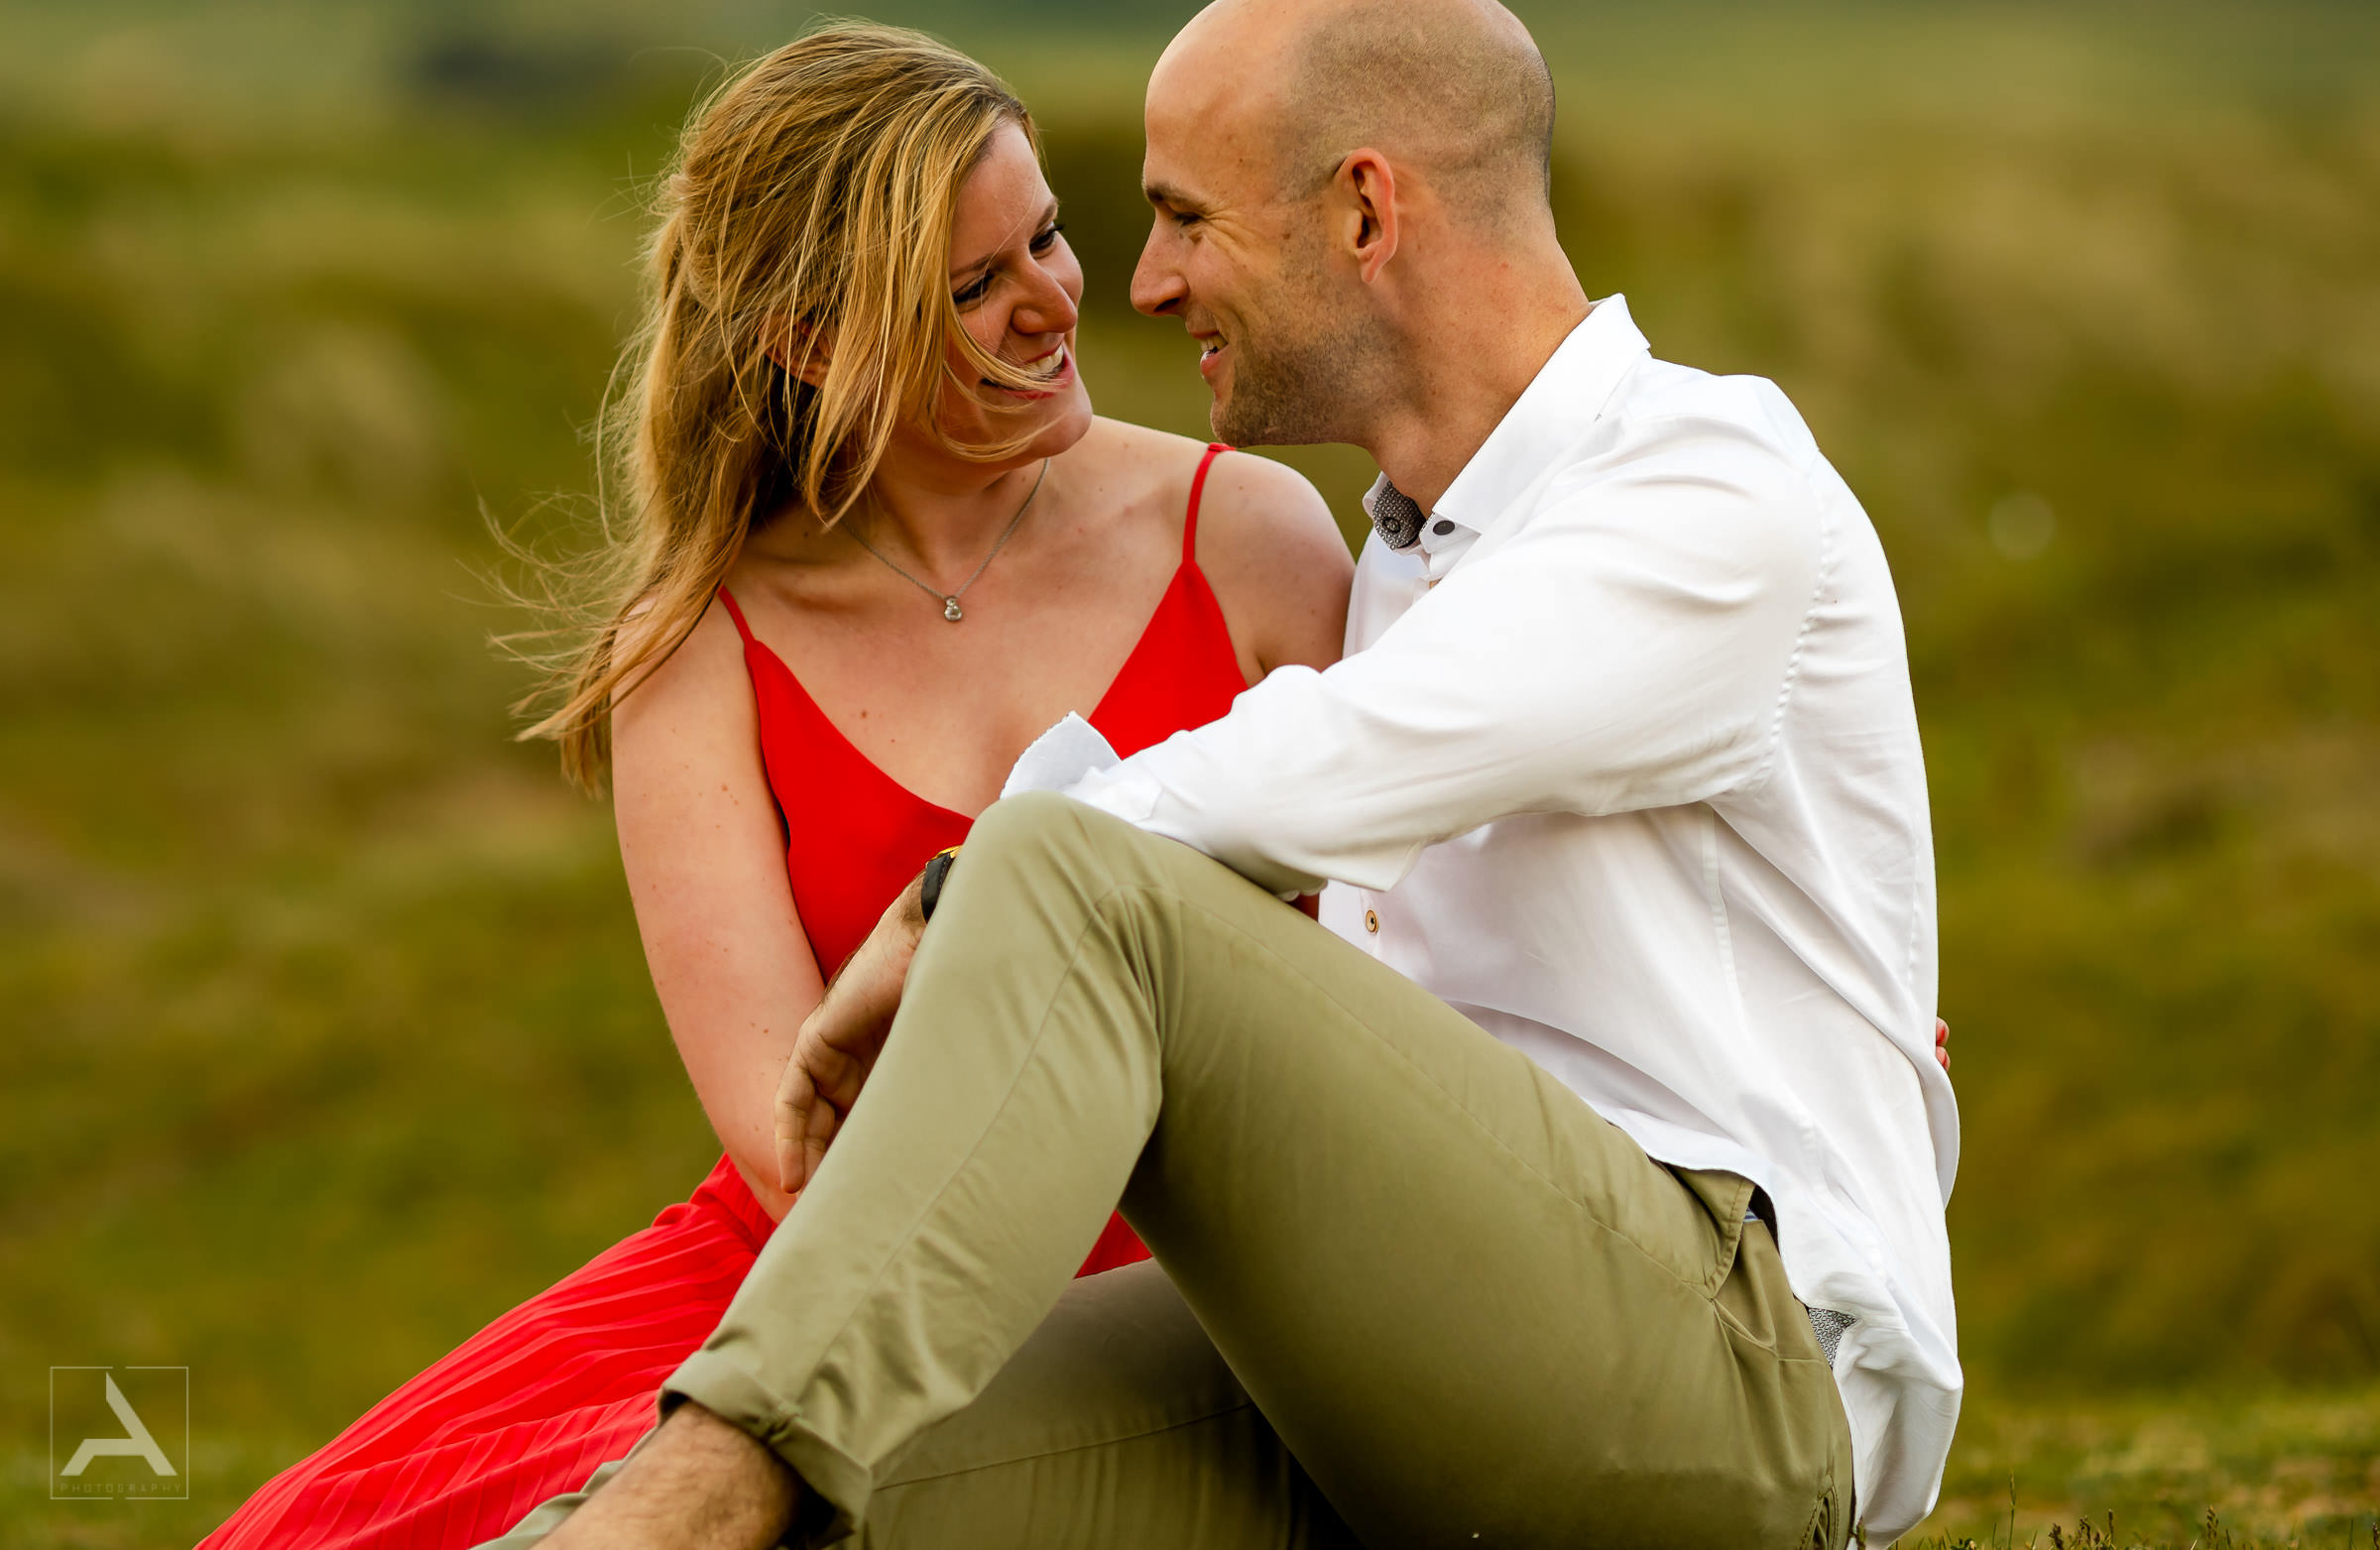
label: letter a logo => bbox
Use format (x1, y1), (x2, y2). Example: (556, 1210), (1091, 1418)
(60, 1374), (177, 1478)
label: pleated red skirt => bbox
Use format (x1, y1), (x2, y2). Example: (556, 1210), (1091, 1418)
(200, 1158), (1152, 1550)
(198, 1158), (770, 1549)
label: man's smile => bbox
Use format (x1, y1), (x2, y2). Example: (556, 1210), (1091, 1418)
(1193, 330), (1229, 381)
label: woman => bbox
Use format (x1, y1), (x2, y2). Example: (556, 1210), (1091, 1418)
(202, 24), (1352, 1550)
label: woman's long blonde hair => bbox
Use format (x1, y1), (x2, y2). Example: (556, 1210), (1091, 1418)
(515, 22), (1049, 789)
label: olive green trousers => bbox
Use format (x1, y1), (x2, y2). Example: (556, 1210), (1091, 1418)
(489, 792), (1851, 1550)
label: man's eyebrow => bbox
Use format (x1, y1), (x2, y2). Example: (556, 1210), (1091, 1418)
(1142, 179), (1210, 213)
(947, 196), (1062, 282)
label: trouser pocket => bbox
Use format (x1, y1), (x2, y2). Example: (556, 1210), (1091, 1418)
(1677, 1167), (1857, 1550)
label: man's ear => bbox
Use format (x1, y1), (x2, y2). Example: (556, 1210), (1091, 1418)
(763, 312), (831, 387)
(1335, 149), (1400, 285)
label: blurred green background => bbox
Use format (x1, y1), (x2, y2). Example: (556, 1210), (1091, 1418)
(3, 1), (2375, 1544)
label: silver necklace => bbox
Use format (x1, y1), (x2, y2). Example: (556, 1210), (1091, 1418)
(847, 459), (1050, 622)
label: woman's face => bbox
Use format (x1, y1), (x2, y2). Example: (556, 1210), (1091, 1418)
(923, 120), (1091, 463)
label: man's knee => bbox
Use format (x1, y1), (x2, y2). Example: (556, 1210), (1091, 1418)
(950, 792), (1263, 955)
(917, 793), (1145, 952)
(961, 791), (1138, 891)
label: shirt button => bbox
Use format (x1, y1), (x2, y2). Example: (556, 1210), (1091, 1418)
(1432, 520), (1456, 536)
(1365, 908), (1380, 934)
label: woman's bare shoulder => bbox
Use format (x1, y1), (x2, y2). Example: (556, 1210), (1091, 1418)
(1080, 414), (1204, 456)
(1074, 416), (1207, 503)
(1192, 448), (1343, 553)
(1077, 420), (1355, 674)
(608, 584), (757, 750)
(1194, 451), (1354, 673)
(1079, 417), (1340, 543)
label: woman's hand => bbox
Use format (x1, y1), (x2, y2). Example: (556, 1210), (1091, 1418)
(774, 878), (928, 1196)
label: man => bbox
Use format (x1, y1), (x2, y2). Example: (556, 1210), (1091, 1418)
(517, 0), (1959, 1544)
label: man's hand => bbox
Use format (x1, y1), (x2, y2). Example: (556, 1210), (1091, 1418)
(1936, 1016), (1951, 1073)
(774, 875), (928, 1196)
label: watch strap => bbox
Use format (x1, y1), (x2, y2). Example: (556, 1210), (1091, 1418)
(919, 845), (962, 922)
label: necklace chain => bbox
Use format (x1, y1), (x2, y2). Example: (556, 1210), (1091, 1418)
(847, 459), (1050, 623)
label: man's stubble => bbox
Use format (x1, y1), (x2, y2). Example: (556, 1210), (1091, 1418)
(1208, 229), (1396, 449)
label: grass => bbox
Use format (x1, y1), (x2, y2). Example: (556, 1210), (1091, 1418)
(2, 1), (2377, 1544)
(1906, 1386), (2380, 1546)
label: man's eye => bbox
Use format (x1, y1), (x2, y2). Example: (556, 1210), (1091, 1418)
(1029, 221), (1066, 253)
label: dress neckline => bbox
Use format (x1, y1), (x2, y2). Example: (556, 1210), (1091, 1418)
(716, 442), (1235, 824)
(723, 558), (1215, 824)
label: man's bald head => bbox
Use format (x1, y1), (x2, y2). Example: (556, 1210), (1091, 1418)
(1135, 0), (1583, 451)
(1160, 0), (1555, 226)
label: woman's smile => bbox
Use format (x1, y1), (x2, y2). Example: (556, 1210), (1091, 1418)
(985, 341), (1076, 399)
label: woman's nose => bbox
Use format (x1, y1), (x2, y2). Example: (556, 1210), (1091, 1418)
(1012, 264), (1079, 337)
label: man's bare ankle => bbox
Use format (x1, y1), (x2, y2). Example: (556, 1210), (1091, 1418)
(542, 1402), (800, 1550)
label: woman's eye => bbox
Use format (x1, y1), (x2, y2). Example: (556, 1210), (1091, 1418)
(1029, 221), (1066, 254)
(953, 273), (994, 305)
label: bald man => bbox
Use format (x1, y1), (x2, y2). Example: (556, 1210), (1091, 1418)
(507, 2), (1958, 1547)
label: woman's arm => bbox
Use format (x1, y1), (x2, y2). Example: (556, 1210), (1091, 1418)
(1190, 451), (1356, 680)
(611, 600), (823, 1222)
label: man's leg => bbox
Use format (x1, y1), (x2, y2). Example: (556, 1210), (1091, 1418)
(646, 792), (1849, 1547)
(491, 1260), (1356, 1550)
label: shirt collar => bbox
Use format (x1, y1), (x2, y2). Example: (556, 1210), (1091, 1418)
(1423, 294), (1650, 540)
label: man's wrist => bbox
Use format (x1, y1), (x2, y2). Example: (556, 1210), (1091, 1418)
(918, 845), (962, 922)
(893, 872), (928, 932)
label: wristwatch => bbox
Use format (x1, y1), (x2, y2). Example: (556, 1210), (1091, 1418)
(918, 845), (962, 922)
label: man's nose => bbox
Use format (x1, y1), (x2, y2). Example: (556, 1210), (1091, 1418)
(1131, 221), (1185, 317)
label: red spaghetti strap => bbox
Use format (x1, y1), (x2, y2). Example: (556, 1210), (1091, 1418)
(715, 586), (758, 645)
(1183, 442), (1230, 564)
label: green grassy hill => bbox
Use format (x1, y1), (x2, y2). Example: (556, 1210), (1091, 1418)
(2, 3), (2375, 1543)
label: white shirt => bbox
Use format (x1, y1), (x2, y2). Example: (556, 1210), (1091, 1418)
(1064, 296), (1960, 1540)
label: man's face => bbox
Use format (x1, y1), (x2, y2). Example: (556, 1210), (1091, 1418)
(1131, 67), (1380, 446)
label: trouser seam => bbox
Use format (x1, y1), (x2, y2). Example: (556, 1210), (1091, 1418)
(1792, 1459), (1842, 1550)
(882, 1394), (1263, 1490)
(776, 882), (1138, 1446)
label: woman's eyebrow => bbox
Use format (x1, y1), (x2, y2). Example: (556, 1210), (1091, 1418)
(946, 197), (1063, 282)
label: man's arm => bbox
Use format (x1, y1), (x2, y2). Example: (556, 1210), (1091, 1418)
(1065, 430), (1827, 894)
(774, 430), (1842, 1189)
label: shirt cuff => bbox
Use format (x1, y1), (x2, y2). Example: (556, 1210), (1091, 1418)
(1060, 762), (1162, 826)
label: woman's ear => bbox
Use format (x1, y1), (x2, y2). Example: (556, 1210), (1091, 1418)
(764, 312), (831, 387)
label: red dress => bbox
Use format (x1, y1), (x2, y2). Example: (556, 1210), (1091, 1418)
(203, 445), (1250, 1549)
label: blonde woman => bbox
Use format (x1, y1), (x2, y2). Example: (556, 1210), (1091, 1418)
(199, 25), (1351, 1550)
